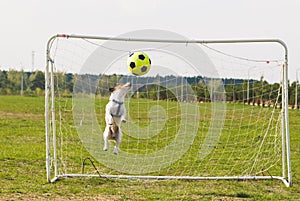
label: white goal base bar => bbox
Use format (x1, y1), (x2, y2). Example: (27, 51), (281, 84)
(50, 174), (291, 187)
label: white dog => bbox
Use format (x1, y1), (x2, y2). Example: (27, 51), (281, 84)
(103, 82), (131, 154)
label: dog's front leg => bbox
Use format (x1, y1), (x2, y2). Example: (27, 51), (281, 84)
(121, 108), (127, 123)
(106, 113), (114, 125)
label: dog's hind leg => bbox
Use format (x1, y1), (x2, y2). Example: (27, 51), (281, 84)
(103, 139), (108, 151)
(113, 133), (119, 154)
(103, 126), (109, 151)
(121, 109), (127, 123)
(113, 127), (122, 155)
(114, 142), (119, 155)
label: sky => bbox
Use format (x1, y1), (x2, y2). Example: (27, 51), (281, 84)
(0, 0), (300, 81)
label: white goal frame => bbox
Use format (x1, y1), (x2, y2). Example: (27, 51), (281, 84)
(45, 34), (292, 187)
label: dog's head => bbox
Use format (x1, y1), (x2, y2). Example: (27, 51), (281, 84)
(109, 82), (131, 100)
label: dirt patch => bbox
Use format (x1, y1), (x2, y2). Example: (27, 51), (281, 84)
(0, 111), (43, 120)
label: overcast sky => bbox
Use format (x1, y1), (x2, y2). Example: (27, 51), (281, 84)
(0, 0), (299, 80)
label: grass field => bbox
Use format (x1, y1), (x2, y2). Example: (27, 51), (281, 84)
(0, 96), (299, 200)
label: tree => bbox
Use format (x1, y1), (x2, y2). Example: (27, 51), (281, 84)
(7, 69), (22, 93)
(0, 70), (8, 88)
(0, 70), (8, 94)
(29, 70), (45, 90)
(225, 80), (234, 102)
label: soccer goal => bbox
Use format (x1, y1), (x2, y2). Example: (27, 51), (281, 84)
(45, 30), (292, 187)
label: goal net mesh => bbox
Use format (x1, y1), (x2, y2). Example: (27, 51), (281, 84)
(46, 30), (286, 180)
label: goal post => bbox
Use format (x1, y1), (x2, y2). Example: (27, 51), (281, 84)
(45, 30), (291, 187)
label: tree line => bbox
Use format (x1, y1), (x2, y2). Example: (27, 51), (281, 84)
(1, 69), (299, 106)
(0, 69), (45, 96)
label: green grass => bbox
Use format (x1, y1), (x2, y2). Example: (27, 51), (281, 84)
(0, 96), (299, 200)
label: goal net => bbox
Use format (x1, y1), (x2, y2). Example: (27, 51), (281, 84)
(45, 30), (291, 186)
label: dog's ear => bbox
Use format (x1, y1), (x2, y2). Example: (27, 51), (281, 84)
(109, 87), (115, 92)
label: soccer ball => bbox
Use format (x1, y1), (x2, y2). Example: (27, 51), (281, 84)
(127, 51), (151, 76)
